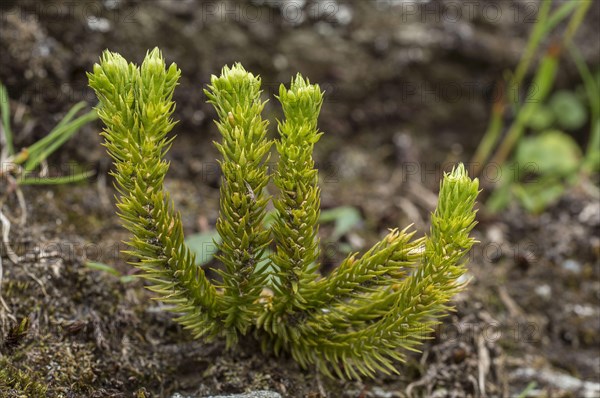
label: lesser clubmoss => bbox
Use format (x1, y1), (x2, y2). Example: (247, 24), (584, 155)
(88, 48), (479, 380)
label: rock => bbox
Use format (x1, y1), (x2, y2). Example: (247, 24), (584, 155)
(578, 202), (600, 226)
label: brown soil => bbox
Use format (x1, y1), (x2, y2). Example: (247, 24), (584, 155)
(1, 1), (599, 397)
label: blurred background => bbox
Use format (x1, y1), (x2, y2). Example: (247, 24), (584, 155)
(0, 1), (599, 397)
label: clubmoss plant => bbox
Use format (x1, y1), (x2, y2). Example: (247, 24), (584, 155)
(88, 48), (479, 379)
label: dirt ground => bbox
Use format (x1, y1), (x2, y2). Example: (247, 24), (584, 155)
(1, 1), (599, 397)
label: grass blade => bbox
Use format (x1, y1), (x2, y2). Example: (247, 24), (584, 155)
(25, 110), (97, 172)
(0, 82), (15, 156)
(18, 168), (95, 185)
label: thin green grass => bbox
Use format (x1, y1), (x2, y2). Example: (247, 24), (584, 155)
(0, 83), (15, 157)
(472, 1), (590, 173)
(0, 81), (98, 185)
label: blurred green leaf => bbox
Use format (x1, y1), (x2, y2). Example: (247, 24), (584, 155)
(527, 105), (555, 131)
(186, 230), (221, 266)
(86, 261), (135, 283)
(337, 242), (353, 254)
(516, 130), (582, 176)
(255, 248), (275, 282)
(187, 207), (363, 267)
(86, 261), (121, 277)
(263, 209), (277, 229)
(514, 178), (566, 214)
(568, 46), (600, 174)
(516, 382), (538, 398)
(319, 206), (362, 240)
(486, 168), (513, 213)
(548, 90), (587, 130)
(584, 119), (600, 172)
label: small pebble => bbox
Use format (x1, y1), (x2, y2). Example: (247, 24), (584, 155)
(87, 17), (111, 32)
(561, 259), (582, 274)
(578, 202), (600, 226)
(486, 224), (505, 244)
(535, 284), (551, 300)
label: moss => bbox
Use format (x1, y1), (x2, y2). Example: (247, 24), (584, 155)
(0, 357), (48, 398)
(2, 334), (100, 396)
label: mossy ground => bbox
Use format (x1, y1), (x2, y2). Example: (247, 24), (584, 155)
(1, 1), (598, 397)
(1, 168), (598, 397)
